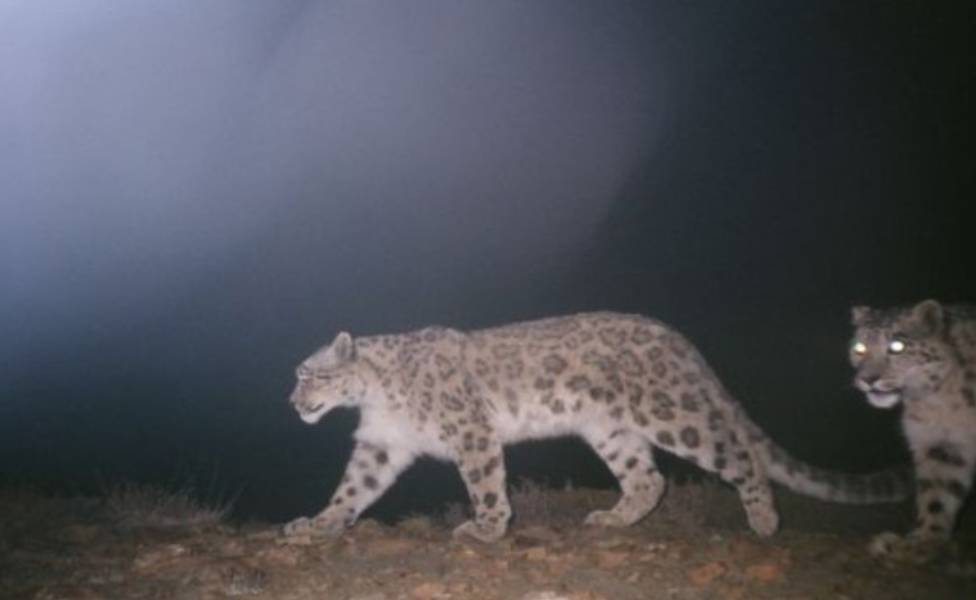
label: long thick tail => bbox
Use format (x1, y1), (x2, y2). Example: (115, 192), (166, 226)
(741, 418), (912, 504)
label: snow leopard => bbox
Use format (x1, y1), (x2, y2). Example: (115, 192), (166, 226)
(284, 312), (909, 543)
(850, 299), (976, 562)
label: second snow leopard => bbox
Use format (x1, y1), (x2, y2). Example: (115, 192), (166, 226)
(850, 299), (976, 562)
(285, 312), (908, 542)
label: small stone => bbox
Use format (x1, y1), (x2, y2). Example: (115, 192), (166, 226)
(246, 529), (279, 542)
(411, 581), (448, 599)
(687, 561), (727, 587)
(279, 534), (313, 546)
(256, 545), (301, 567)
(522, 591), (572, 600)
(595, 549), (629, 569)
(455, 546), (480, 559)
(133, 543), (187, 571)
(514, 526), (562, 545)
(366, 538), (415, 557)
(745, 561), (786, 584)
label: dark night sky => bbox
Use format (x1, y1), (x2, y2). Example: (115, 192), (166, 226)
(1, 1), (972, 522)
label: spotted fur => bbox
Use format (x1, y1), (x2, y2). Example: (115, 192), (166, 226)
(850, 299), (976, 562)
(284, 312), (909, 542)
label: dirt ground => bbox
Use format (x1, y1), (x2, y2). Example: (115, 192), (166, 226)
(2, 481), (974, 600)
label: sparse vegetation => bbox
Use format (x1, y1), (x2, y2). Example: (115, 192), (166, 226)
(438, 500), (469, 528)
(652, 478), (730, 532)
(103, 481), (234, 530)
(437, 477), (589, 529)
(436, 476), (737, 532)
(509, 477), (564, 526)
(1, 481), (972, 599)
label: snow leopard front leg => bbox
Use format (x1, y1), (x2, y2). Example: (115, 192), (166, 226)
(283, 441), (413, 538)
(870, 439), (975, 562)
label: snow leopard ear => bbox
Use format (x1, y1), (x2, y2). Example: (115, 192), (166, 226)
(331, 331), (356, 362)
(909, 299), (944, 336)
(850, 306), (872, 326)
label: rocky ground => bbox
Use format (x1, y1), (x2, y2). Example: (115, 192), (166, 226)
(2, 480), (974, 600)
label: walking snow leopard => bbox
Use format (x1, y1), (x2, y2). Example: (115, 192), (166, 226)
(850, 299), (976, 562)
(284, 312), (909, 543)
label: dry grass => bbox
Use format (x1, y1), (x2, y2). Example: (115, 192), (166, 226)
(435, 476), (740, 533)
(648, 478), (733, 532)
(0, 487), (61, 535)
(437, 478), (584, 529)
(439, 500), (470, 528)
(103, 481), (234, 530)
(509, 477), (566, 526)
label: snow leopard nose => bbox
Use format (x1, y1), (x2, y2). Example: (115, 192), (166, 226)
(856, 373), (884, 391)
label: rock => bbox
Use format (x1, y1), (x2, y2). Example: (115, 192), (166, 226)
(398, 516), (436, 535)
(132, 543), (187, 571)
(744, 560), (786, 584)
(255, 545), (300, 567)
(521, 591), (572, 600)
(513, 526), (562, 545)
(278, 533), (313, 547)
(365, 537), (415, 557)
(491, 558), (512, 573)
(593, 536), (630, 550)
(687, 561), (727, 587)
(643, 541), (667, 553)
(411, 580), (448, 599)
(595, 549), (629, 569)
(244, 528), (279, 542)
(453, 545), (480, 560)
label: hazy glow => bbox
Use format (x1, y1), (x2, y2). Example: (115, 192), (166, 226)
(1, 1), (671, 367)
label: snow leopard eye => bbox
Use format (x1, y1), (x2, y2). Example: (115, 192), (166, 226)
(888, 339), (906, 354)
(852, 341), (868, 356)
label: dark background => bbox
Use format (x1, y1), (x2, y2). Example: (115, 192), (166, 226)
(1, 1), (972, 523)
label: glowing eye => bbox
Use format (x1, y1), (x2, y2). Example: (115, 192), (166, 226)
(852, 342), (868, 355)
(888, 340), (906, 354)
